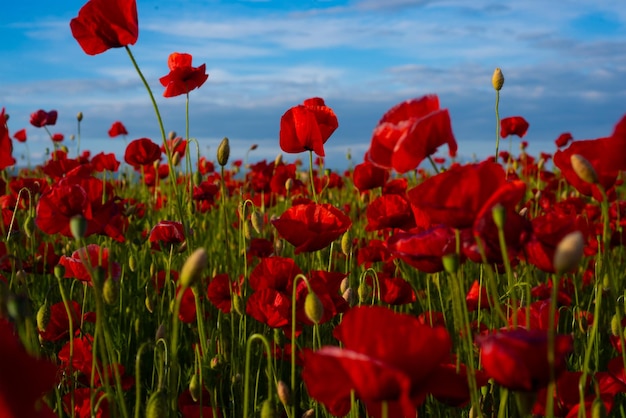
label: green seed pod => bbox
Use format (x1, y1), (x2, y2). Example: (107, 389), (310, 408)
(611, 314), (622, 337)
(189, 374), (201, 402)
(103, 278), (118, 305)
(217, 137), (230, 167)
(358, 281), (372, 303)
(304, 292), (324, 325)
(260, 399), (277, 418)
(179, 248), (208, 289)
(54, 265), (66, 280)
(129, 255), (137, 273)
(341, 231), (353, 256)
(36, 301), (51, 332)
(145, 390), (168, 418)
(193, 171), (202, 186)
(69, 215), (87, 240)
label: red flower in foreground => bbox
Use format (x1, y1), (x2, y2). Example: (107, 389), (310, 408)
(108, 121), (128, 137)
(124, 137), (162, 168)
(272, 202), (352, 254)
(279, 97), (338, 157)
(0, 108), (15, 170)
(160, 52), (209, 98)
(70, 0), (138, 55)
(0, 320), (57, 418)
(365, 95), (457, 173)
(475, 328), (573, 392)
(29, 109), (57, 127)
(352, 161), (390, 192)
(500, 116), (529, 138)
(302, 306), (452, 417)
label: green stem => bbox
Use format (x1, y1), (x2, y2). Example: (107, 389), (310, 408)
(308, 150), (318, 202)
(243, 334), (275, 418)
(494, 89), (501, 160)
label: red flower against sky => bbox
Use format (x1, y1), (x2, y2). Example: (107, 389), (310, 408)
(70, 0), (138, 55)
(302, 306), (452, 417)
(29, 109), (57, 127)
(555, 132), (573, 148)
(553, 115), (626, 201)
(12, 128), (27, 143)
(279, 97), (338, 157)
(108, 121), (128, 137)
(475, 328), (573, 392)
(365, 95), (457, 174)
(500, 116), (529, 138)
(0, 320), (57, 418)
(91, 152), (121, 172)
(149, 220), (185, 250)
(0, 108), (15, 170)
(124, 137), (162, 168)
(272, 202), (352, 254)
(160, 52), (209, 97)
(51, 133), (64, 142)
(59, 244), (121, 284)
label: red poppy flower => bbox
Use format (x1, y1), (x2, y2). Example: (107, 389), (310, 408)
(557, 115), (626, 198)
(149, 220), (185, 250)
(386, 225), (457, 273)
(352, 161), (390, 192)
(0, 320), (57, 418)
(29, 109), (58, 127)
(295, 270), (349, 325)
(35, 169), (126, 241)
(407, 160), (508, 230)
(279, 97), (338, 157)
(59, 244), (121, 284)
(160, 52), (209, 98)
(108, 121), (128, 137)
(51, 133), (64, 142)
(207, 273), (241, 314)
(555, 132), (573, 148)
(465, 280), (492, 311)
(365, 95), (457, 173)
(70, 0), (138, 55)
(249, 256), (302, 292)
(246, 288), (292, 328)
(38, 300), (82, 342)
(475, 328), (573, 392)
(91, 152), (121, 172)
(124, 137), (162, 167)
(272, 202), (352, 254)
(365, 272), (416, 305)
(178, 387), (222, 418)
(12, 128), (27, 143)
(500, 116), (529, 138)
(365, 193), (415, 231)
(0, 109), (15, 170)
(302, 306), (452, 417)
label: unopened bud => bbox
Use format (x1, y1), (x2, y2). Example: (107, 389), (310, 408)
(36, 301), (51, 332)
(304, 292), (324, 324)
(611, 314), (622, 337)
(492, 68), (504, 91)
(217, 137), (230, 167)
(77, 112), (83, 122)
(129, 255), (137, 273)
(251, 211), (264, 235)
(179, 248), (208, 289)
(232, 294), (245, 316)
(570, 154), (598, 184)
(341, 231), (353, 256)
(189, 374), (201, 402)
(103, 278), (119, 305)
(442, 253), (459, 274)
(285, 178), (293, 192)
(553, 230), (584, 274)
(277, 380), (291, 406)
(261, 399), (277, 418)
(69, 215), (87, 240)
(145, 391), (168, 418)
(54, 265), (65, 280)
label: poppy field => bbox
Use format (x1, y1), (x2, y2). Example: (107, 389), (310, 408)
(3, 0), (626, 418)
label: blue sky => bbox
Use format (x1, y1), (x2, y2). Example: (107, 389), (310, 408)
(2, 0), (626, 169)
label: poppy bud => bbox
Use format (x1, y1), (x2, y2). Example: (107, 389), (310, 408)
(69, 215), (87, 240)
(172, 151), (181, 166)
(36, 301), (51, 332)
(341, 231), (353, 256)
(304, 292), (324, 324)
(570, 154), (598, 184)
(592, 397), (607, 418)
(155, 323), (167, 341)
(442, 253), (459, 274)
(232, 294), (245, 316)
(189, 374), (201, 402)
(168, 131), (177, 140)
(358, 281), (372, 303)
(274, 239), (283, 256)
(103, 277), (118, 305)
(273, 328), (285, 346)
(611, 314), (622, 337)
(492, 204), (506, 230)
(217, 137), (230, 167)
(251, 210), (264, 235)
(285, 178), (294, 192)
(145, 391), (168, 418)
(193, 171), (202, 186)
(179, 248), (208, 289)
(277, 380), (291, 406)
(260, 399), (277, 418)
(54, 265), (65, 280)
(274, 153), (283, 166)
(129, 255), (137, 273)
(340, 277), (350, 294)
(342, 287), (356, 307)
(77, 112), (83, 122)
(492, 68), (504, 91)
(302, 409), (315, 418)
(243, 221), (252, 240)
(553, 230), (584, 274)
